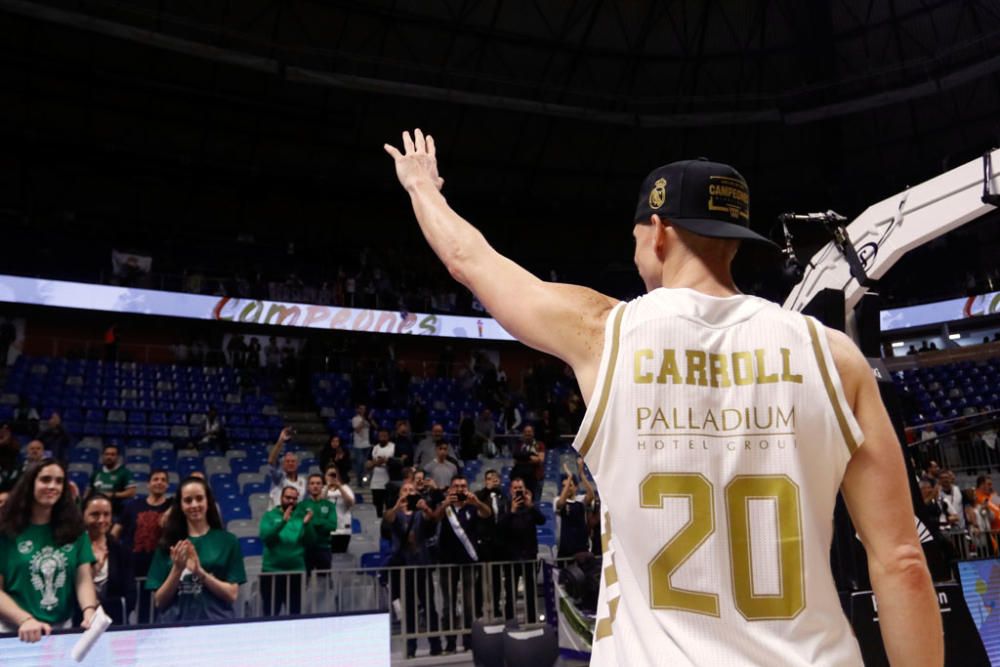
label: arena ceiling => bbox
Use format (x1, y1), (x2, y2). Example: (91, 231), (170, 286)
(0, 0), (998, 301)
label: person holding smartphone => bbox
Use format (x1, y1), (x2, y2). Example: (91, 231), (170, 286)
(432, 475), (492, 654)
(384, 480), (441, 658)
(498, 477), (546, 622)
(323, 467), (355, 553)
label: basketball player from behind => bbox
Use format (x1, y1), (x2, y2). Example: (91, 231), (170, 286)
(385, 129), (942, 666)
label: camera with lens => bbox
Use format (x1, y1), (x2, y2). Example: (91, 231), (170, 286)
(406, 494), (420, 512)
(456, 491), (467, 502)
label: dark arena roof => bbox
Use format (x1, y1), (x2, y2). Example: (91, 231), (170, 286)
(0, 0), (999, 303)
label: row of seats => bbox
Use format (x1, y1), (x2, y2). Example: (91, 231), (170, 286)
(893, 356), (1000, 428)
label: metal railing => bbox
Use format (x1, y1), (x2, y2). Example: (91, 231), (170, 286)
(131, 558), (548, 643)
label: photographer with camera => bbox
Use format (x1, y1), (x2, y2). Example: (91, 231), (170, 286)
(474, 469), (508, 617)
(499, 476), (546, 622)
(432, 474), (492, 653)
(385, 480), (442, 658)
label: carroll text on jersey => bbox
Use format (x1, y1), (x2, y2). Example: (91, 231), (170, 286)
(633, 347), (803, 387)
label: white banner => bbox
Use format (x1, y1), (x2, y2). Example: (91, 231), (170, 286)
(880, 290), (1000, 332)
(0, 274), (515, 341)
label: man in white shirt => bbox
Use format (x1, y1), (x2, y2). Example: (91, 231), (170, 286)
(367, 428), (395, 517)
(268, 427), (306, 508)
(351, 404), (374, 486)
(938, 469), (963, 529)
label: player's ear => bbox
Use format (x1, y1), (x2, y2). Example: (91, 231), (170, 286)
(651, 214), (670, 254)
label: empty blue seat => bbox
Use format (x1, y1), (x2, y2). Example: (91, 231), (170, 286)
(238, 537), (262, 557)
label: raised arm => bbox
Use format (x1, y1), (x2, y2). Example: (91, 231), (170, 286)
(268, 427), (292, 467)
(830, 327), (942, 667)
(385, 130), (618, 402)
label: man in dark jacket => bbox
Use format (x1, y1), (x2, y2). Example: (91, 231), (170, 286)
(475, 469), (508, 617)
(433, 474), (492, 653)
(498, 476), (546, 622)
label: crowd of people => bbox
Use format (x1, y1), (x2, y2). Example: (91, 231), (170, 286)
(915, 460), (1000, 577)
(0, 413), (600, 656)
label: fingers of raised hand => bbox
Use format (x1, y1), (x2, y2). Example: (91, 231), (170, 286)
(383, 143), (403, 160)
(426, 134), (436, 157)
(402, 131), (415, 154)
(414, 128), (427, 153)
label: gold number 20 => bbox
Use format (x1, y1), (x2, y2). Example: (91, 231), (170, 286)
(640, 473), (805, 621)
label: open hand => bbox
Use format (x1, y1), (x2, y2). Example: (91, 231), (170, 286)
(303, 509), (314, 525)
(384, 129), (445, 192)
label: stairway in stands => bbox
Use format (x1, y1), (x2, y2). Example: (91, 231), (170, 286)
(273, 387), (328, 452)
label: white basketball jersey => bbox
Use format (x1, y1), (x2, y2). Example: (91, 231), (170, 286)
(573, 288), (865, 667)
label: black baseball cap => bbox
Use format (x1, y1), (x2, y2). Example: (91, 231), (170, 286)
(633, 158), (778, 248)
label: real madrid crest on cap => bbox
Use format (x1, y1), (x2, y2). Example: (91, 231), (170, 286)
(632, 158), (778, 248)
(648, 177), (666, 210)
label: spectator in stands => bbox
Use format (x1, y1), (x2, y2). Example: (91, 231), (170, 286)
(260, 485), (312, 615)
(113, 468), (171, 623)
(300, 474), (338, 575)
(267, 428), (305, 509)
(197, 407), (227, 452)
(415, 423), (455, 469)
(556, 458), (596, 559)
(146, 476), (245, 621)
(351, 404), (375, 486)
(976, 475), (1000, 532)
(12, 396), (39, 438)
(318, 434), (352, 485)
(499, 476), (545, 622)
(0, 458), (99, 642)
(385, 479), (442, 659)
(0, 423), (20, 492)
(368, 428), (395, 517)
(226, 335), (247, 368)
(409, 395), (429, 435)
(458, 411), (477, 460)
(939, 470), (964, 529)
(323, 466), (355, 553)
(925, 460), (941, 481)
(19, 440), (44, 475)
(265, 336), (281, 374)
(965, 488), (995, 556)
(511, 425), (546, 502)
(80, 493), (132, 626)
(247, 336), (262, 368)
(425, 442), (458, 490)
(393, 419), (415, 470)
(414, 469), (444, 506)
(475, 469), (508, 617)
(474, 408), (496, 459)
(37, 412), (72, 465)
(499, 399), (523, 437)
(433, 474), (492, 654)
(89, 444), (136, 521)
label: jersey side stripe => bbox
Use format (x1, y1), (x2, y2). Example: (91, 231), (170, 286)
(805, 317), (858, 456)
(578, 305), (626, 458)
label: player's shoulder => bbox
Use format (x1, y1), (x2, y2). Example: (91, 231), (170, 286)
(814, 321), (871, 405)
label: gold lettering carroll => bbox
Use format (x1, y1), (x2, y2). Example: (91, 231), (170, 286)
(633, 348), (804, 387)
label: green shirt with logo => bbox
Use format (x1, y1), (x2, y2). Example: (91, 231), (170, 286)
(0, 524), (95, 624)
(259, 505), (314, 572)
(145, 529), (246, 622)
(298, 497), (338, 550)
(90, 464), (136, 517)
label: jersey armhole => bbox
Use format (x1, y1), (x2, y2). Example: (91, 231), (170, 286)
(572, 302), (627, 465)
(804, 316), (865, 457)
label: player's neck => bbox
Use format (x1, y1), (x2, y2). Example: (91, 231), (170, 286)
(657, 254), (739, 297)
